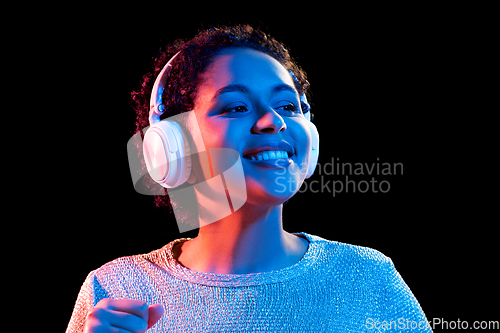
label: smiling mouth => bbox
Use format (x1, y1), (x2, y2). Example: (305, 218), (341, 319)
(243, 150), (291, 161)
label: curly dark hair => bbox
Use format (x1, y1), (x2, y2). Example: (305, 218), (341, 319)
(131, 24), (310, 210)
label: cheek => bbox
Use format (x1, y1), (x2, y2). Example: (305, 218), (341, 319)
(196, 116), (231, 148)
(199, 117), (249, 150)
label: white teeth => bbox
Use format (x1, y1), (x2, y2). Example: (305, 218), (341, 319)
(246, 150), (290, 161)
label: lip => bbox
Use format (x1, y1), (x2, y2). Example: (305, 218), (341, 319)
(242, 141), (295, 159)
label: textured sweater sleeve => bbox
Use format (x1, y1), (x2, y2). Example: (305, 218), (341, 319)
(376, 258), (432, 332)
(66, 271), (110, 333)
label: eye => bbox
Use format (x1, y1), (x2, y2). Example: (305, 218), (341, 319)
(275, 102), (299, 113)
(222, 104), (249, 114)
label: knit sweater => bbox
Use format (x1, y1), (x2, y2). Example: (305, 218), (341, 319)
(66, 233), (432, 332)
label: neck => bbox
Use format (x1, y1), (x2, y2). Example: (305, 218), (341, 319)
(176, 203), (308, 274)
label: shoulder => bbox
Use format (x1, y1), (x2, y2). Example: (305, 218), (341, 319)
(302, 233), (396, 283)
(83, 245), (172, 300)
(303, 232), (391, 264)
(95, 244), (172, 276)
(91, 254), (144, 279)
(82, 255), (142, 297)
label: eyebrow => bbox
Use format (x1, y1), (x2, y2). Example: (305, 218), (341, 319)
(212, 83), (298, 101)
(271, 83), (298, 95)
(212, 84), (249, 100)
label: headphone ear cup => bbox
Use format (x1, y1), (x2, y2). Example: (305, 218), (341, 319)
(143, 120), (192, 188)
(306, 121), (319, 179)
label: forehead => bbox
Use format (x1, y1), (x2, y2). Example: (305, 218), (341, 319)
(200, 48), (296, 92)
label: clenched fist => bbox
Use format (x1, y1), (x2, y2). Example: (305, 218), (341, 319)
(84, 298), (164, 333)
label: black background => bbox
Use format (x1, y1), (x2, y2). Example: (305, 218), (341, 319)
(35, 6), (495, 333)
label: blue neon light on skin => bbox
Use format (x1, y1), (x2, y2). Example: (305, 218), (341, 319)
(179, 47), (311, 274)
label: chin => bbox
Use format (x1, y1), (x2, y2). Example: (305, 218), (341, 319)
(244, 173), (303, 207)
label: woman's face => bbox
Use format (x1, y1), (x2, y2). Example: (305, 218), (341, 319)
(192, 48), (311, 206)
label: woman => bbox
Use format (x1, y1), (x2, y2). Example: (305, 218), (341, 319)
(67, 25), (431, 332)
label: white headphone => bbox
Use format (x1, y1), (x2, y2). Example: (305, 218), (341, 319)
(143, 52), (192, 188)
(302, 97), (320, 179)
(142, 51), (320, 189)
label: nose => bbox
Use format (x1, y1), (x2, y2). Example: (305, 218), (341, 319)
(251, 107), (287, 134)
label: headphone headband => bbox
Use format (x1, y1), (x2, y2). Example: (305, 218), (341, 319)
(149, 51), (181, 125)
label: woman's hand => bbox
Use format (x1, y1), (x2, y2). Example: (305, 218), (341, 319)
(84, 298), (164, 333)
